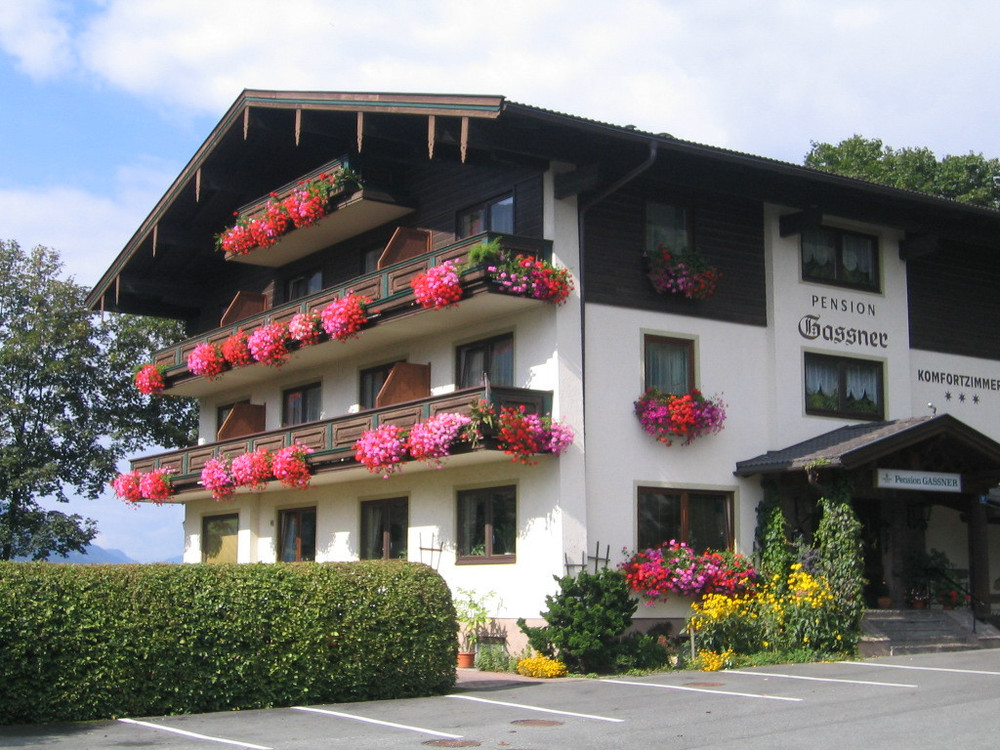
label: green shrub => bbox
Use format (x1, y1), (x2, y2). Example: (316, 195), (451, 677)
(0, 561), (456, 724)
(518, 569), (666, 674)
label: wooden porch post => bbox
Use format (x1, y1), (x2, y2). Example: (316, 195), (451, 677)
(967, 495), (991, 619)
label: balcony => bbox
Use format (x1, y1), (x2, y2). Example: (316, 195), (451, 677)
(221, 155), (413, 268)
(153, 232), (554, 398)
(130, 386), (552, 496)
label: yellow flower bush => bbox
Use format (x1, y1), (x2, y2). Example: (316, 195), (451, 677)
(687, 566), (845, 657)
(694, 649), (734, 672)
(517, 654), (568, 678)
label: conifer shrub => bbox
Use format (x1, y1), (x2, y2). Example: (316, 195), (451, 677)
(0, 560), (455, 724)
(517, 569), (668, 674)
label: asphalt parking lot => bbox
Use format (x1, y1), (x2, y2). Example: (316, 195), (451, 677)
(3, 650), (1000, 749)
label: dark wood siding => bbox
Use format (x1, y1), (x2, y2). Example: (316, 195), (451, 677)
(583, 179), (767, 326)
(908, 241), (1000, 359)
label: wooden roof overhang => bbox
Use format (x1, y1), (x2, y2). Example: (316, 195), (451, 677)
(87, 90), (1000, 320)
(735, 414), (1000, 500)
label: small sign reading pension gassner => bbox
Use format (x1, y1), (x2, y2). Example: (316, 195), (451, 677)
(875, 468), (962, 493)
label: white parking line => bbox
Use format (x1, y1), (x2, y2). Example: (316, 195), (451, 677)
(727, 670), (917, 688)
(117, 718), (272, 749)
(841, 660), (1000, 677)
(291, 706), (463, 739)
(602, 678), (803, 702)
(446, 694), (624, 722)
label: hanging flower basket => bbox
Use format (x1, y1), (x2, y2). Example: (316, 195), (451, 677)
(112, 467), (175, 505)
(353, 423), (408, 477)
(468, 240), (574, 304)
(634, 387), (727, 446)
(620, 541), (758, 604)
(187, 342), (227, 379)
(320, 292), (371, 341)
(406, 412), (474, 466)
(411, 261), (464, 309)
(247, 322), (291, 367)
(288, 311), (323, 346)
(221, 330), (255, 367)
(134, 364), (166, 396)
(645, 244), (720, 300)
(200, 457), (237, 501)
(215, 168), (361, 256)
(271, 444), (315, 489)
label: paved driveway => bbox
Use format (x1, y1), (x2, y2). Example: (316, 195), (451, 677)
(3, 650), (1000, 749)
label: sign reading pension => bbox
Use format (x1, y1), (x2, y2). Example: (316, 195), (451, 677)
(875, 469), (962, 493)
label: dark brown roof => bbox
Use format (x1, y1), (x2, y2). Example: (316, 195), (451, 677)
(734, 414), (1000, 476)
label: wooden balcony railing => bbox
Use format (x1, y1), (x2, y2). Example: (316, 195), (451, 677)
(152, 232), (553, 391)
(131, 386), (552, 494)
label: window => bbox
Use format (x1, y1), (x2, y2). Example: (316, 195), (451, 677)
(286, 269), (322, 301)
(637, 488), (733, 552)
(361, 245), (381, 274)
(646, 201), (689, 254)
(278, 507), (316, 562)
(202, 513), (239, 563)
(804, 353), (884, 419)
(361, 497), (408, 560)
(282, 382), (321, 426)
(458, 194), (514, 238)
(456, 334), (513, 389)
(644, 335), (693, 394)
(359, 361), (403, 410)
(801, 226), (879, 291)
(457, 485), (516, 563)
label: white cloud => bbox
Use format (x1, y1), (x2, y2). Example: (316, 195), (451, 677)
(0, 157), (177, 288)
(0, 0), (75, 78)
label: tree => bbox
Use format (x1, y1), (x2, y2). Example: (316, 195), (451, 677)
(0, 240), (197, 560)
(804, 135), (1000, 209)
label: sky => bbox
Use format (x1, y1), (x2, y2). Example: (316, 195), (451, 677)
(3, 0), (1000, 562)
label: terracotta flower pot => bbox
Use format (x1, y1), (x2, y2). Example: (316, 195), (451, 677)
(457, 652), (475, 668)
(877, 596), (892, 609)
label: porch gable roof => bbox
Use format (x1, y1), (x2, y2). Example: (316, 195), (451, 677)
(734, 414), (1000, 477)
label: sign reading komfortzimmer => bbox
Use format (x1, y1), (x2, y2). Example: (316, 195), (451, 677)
(875, 469), (962, 493)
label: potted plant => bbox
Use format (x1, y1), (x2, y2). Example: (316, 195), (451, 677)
(454, 588), (495, 668)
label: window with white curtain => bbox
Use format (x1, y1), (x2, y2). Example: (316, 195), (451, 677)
(804, 352), (883, 419)
(801, 226), (879, 291)
(644, 335), (694, 394)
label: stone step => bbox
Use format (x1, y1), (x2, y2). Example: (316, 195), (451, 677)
(859, 609), (1000, 657)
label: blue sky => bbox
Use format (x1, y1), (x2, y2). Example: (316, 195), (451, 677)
(3, 0), (1000, 562)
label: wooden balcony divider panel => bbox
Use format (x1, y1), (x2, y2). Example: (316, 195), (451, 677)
(375, 362), (431, 408)
(217, 403), (266, 441)
(378, 227), (431, 269)
(220, 291), (269, 327)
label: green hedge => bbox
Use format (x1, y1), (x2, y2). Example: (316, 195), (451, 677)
(0, 561), (456, 724)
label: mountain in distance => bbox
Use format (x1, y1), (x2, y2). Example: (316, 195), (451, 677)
(56, 545), (137, 564)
